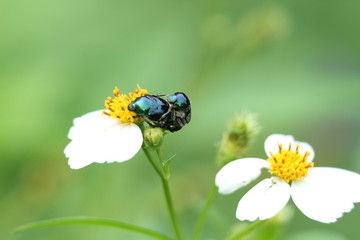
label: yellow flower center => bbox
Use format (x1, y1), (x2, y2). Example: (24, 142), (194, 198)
(103, 85), (148, 123)
(267, 143), (314, 182)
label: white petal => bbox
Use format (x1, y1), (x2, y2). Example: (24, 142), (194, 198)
(215, 158), (270, 195)
(64, 111), (143, 169)
(293, 140), (315, 162)
(68, 110), (109, 140)
(264, 134), (295, 158)
(291, 167), (360, 223)
(264, 134), (315, 162)
(236, 177), (291, 221)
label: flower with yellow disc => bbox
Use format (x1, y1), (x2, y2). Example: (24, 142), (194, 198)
(64, 85), (148, 169)
(215, 134), (360, 223)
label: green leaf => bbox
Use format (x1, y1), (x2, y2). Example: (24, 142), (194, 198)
(13, 216), (172, 240)
(162, 154), (176, 167)
(163, 154), (176, 179)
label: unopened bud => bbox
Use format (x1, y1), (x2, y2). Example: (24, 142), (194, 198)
(216, 112), (260, 166)
(143, 127), (164, 149)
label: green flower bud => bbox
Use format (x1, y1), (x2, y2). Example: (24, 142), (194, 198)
(216, 112), (260, 166)
(143, 127), (164, 149)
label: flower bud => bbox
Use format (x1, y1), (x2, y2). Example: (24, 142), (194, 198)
(143, 127), (164, 149)
(216, 112), (260, 166)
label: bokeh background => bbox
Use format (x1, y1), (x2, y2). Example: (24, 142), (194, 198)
(1, 0), (360, 239)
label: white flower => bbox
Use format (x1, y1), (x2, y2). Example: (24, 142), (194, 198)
(215, 134), (360, 223)
(64, 110), (143, 169)
(64, 86), (148, 169)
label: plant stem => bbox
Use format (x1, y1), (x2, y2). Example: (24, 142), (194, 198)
(191, 185), (218, 240)
(224, 219), (266, 240)
(161, 178), (183, 240)
(13, 216), (172, 240)
(156, 147), (164, 164)
(143, 147), (163, 178)
(143, 147), (183, 240)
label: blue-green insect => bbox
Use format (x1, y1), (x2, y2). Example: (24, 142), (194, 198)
(128, 92), (191, 132)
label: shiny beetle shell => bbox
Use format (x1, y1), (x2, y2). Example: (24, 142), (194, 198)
(128, 92), (191, 132)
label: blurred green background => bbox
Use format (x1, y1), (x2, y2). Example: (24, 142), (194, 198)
(1, 0), (360, 239)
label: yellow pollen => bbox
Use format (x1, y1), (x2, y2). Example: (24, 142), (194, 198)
(267, 143), (314, 182)
(103, 85), (148, 123)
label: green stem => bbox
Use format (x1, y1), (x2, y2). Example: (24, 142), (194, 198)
(191, 185), (218, 240)
(143, 147), (183, 240)
(224, 219), (267, 240)
(13, 216), (172, 240)
(143, 147), (163, 178)
(161, 178), (183, 240)
(156, 147), (164, 164)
